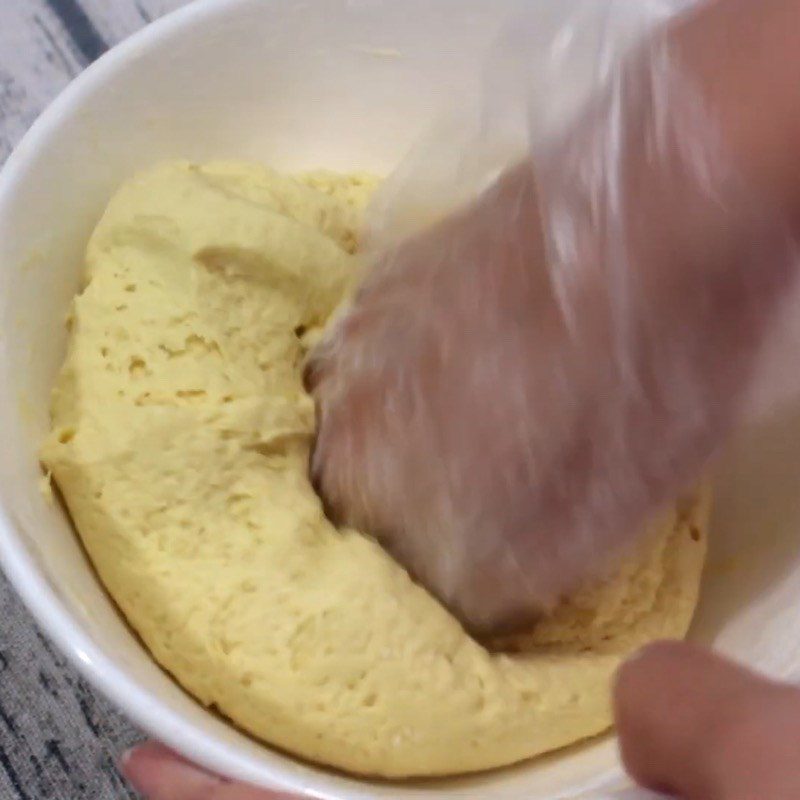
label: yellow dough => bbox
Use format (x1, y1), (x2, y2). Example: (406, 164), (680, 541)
(41, 161), (709, 778)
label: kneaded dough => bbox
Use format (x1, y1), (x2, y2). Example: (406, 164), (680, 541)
(42, 161), (709, 778)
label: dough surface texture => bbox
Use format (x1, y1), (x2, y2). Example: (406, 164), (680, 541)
(42, 161), (709, 778)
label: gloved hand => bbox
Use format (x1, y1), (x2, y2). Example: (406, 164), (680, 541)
(307, 0), (800, 634)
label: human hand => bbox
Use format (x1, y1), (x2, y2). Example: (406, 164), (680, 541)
(615, 642), (800, 800)
(307, 0), (800, 635)
(123, 643), (800, 800)
(121, 742), (289, 800)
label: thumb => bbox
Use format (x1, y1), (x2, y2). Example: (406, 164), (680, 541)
(614, 641), (800, 800)
(121, 742), (292, 800)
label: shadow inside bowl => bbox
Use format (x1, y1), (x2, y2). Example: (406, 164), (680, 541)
(691, 402), (800, 664)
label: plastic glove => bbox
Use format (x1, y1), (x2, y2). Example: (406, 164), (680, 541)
(307, 0), (800, 634)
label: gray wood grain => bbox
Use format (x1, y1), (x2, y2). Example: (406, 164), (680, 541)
(0, 1), (82, 164)
(0, 3), (190, 797)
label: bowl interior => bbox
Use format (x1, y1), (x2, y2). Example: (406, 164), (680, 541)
(2, 1), (800, 798)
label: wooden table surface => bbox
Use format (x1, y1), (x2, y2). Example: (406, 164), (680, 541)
(0, 4), (192, 797)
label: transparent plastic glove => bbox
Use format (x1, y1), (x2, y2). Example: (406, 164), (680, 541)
(307, 0), (800, 634)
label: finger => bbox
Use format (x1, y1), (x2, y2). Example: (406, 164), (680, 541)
(121, 743), (224, 800)
(302, 349), (329, 394)
(302, 303), (374, 394)
(121, 743), (292, 800)
(614, 641), (800, 800)
(310, 379), (377, 526)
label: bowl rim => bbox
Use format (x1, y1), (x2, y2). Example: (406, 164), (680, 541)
(0, 3), (643, 796)
(0, 1), (371, 796)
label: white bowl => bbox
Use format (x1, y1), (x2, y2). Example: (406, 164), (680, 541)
(2, 1), (800, 797)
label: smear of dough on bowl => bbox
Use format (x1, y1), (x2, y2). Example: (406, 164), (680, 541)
(41, 161), (709, 778)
